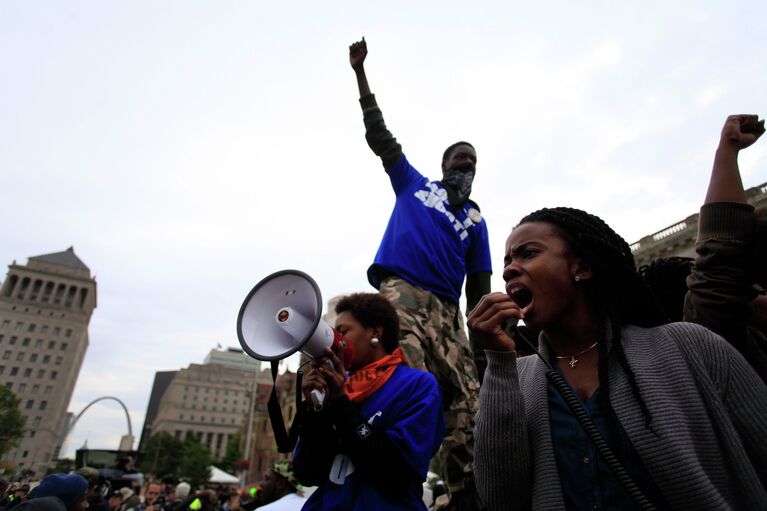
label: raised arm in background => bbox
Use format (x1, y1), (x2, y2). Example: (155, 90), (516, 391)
(349, 38), (403, 170)
(684, 114), (767, 380)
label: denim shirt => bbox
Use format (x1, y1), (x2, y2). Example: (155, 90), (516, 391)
(547, 374), (665, 510)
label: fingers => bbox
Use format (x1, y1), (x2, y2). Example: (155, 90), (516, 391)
(468, 292), (523, 328)
(467, 293), (521, 352)
(349, 39), (367, 53)
(324, 346), (345, 374)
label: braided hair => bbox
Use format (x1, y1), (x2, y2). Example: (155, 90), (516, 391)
(638, 257), (694, 322)
(518, 207), (667, 440)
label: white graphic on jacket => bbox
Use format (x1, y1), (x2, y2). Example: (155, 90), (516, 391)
(327, 409), (385, 485)
(413, 183), (476, 240)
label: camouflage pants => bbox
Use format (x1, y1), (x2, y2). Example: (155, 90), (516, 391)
(379, 277), (479, 499)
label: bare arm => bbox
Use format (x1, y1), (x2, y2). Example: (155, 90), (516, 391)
(704, 114), (765, 204)
(349, 38), (371, 98)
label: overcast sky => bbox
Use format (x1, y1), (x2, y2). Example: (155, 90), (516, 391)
(1, 1), (765, 458)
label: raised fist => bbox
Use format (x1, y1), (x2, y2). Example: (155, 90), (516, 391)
(720, 114), (765, 151)
(349, 37), (367, 71)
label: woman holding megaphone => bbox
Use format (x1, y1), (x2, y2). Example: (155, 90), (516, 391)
(293, 293), (445, 510)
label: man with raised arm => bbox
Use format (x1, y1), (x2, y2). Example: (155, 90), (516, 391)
(348, 37), (491, 511)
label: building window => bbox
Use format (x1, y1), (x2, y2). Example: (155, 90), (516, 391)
(5, 383), (12, 390)
(0, 335), (3, 344)
(9, 337), (16, 345)
(53, 327), (60, 337)
(27, 324), (36, 333)
(29, 354), (37, 363)
(37, 370), (45, 378)
(43, 355), (50, 364)
(22, 338), (30, 347)
(0, 367), (4, 375)
(31, 385), (39, 394)
(44, 386), (52, 394)
(32, 417), (40, 428)
(25, 400), (33, 410)
(55, 357), (62, 366)
(15, 322), (23, 331)
(23, 368), (31, 377)
(65, 329), (72, 338)
(50, 372), (57, 380)
(41, 325), (48, 334)
(10, 367), (18, 376)
(2, 351), (9, 360)
(60, 343), (68, 351)
(22, 451), (28, 458)
(16, 353), (23, 361)
(39, 401), (47, 410)
(18, 384), (26, 393)
(1, 320), (9, 329)
(48, 341), (55, 350)
(35, 339), (43, 348)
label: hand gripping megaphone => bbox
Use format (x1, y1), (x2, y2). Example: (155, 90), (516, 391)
(236, 269), (354, 411)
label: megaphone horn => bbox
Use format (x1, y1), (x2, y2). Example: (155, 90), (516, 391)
(237, 269), (327, 361)
(236, 269), (354, 409)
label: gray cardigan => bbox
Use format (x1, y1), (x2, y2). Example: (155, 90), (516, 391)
(475, 322), (767, 510)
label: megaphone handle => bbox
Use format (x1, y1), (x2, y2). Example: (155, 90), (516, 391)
(310, 389), (326, 411)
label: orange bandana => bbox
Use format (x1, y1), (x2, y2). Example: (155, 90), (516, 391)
(344, 347), (406, 403)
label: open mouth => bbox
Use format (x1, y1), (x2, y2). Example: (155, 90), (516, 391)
(508, 286), (533, 309)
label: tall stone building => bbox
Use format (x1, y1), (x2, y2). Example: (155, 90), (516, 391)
(0, 247), (97, 474)
(140, 347), (297, 479)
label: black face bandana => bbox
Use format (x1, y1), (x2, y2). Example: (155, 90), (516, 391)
(440, 166), (475, 207)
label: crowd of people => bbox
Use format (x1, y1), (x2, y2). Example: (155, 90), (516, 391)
(0, 461), (311, 511)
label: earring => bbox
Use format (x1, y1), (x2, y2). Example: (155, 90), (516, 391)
(574, 275), (581, 282)
(370, 337), (380, 345)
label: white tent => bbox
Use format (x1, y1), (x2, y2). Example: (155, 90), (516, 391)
(208, 465), (240, 484)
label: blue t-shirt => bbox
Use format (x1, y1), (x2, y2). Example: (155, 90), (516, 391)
(297, 365), (445, 511)
(368, 154), (492, 302)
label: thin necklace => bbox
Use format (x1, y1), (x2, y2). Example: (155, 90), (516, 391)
(554, 341), (598, 369)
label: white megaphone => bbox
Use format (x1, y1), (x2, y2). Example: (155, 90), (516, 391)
(236, 269), (353, 410)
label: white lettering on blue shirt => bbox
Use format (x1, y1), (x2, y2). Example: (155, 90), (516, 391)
(413, 183), (476, 241)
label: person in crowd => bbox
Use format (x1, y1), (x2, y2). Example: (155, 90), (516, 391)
(141, 483), (163, 511)
(468, 207), (767, 510)
(10, 498), (66, 511)
(177, 492), (216, 511)
(75, 467), (107, 511)
(221, 492), (240, 511)
(250, 461), (305, 511)
(294, 292), (444, 510)
(169, 483), (190, 511)
(115, 458), (137, 475)
(113, 488), (139, 511)
(107, 491), (122, 511)
(638, 256), (694, 322)
(683, 113), (767, 381)
(1, 484), (30, 510)
(348, 37), (491, 510)
(27, 474), (89, 511)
